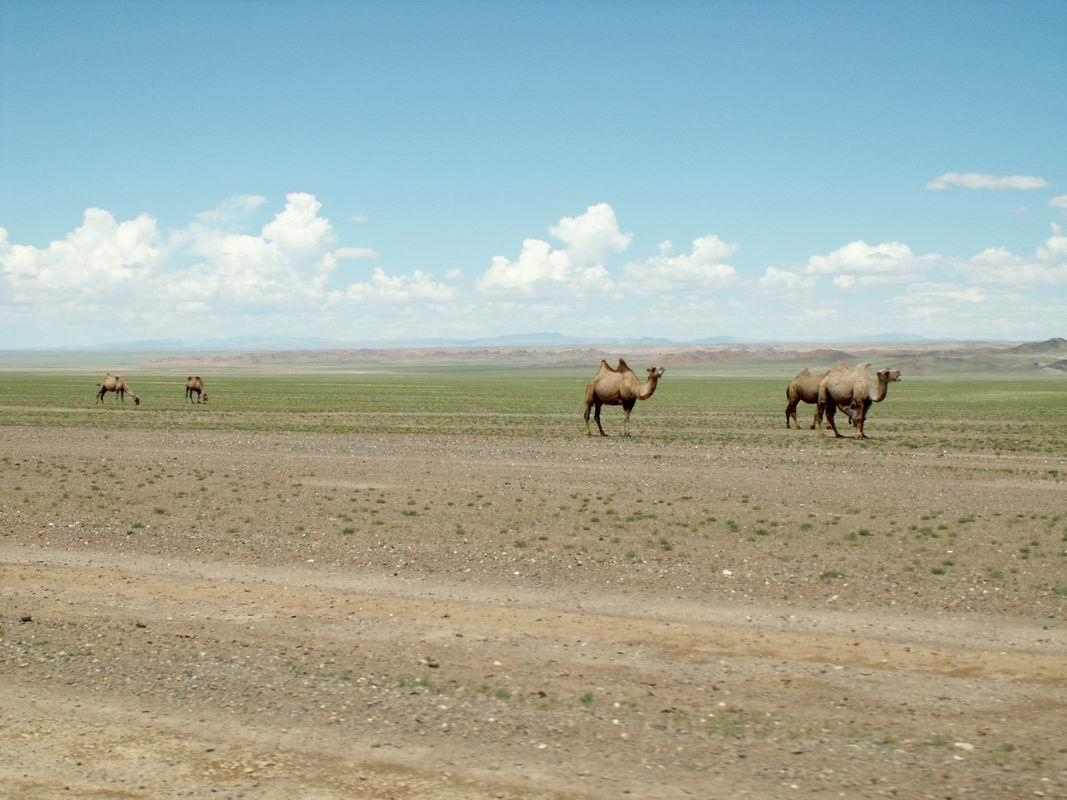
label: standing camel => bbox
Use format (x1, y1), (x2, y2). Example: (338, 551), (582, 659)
(185, 376), (208, 403)
(96, 373), (140, 405)
(785, 367), (832, 429)
(786, 363), (855, 429)
(815, 362), (901, 439)
(584, 359), (665, 437)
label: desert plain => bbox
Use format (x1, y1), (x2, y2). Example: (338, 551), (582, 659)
(1, 342), (1065, 799)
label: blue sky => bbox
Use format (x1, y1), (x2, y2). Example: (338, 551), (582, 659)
(1, 0), (1065, 347)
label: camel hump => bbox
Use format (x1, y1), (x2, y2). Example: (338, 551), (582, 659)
(195, 376), (201, 381)
(616, 358), (630, 372)
(187, 376), (193, 380)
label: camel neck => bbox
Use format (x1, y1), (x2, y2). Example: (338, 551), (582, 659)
(637, 376), (659, 400)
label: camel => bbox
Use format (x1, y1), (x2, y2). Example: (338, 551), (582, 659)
(786, 367), (832, 429)
(584, 358), (665, 437)
(96, 373), (140, 405)
(815, 362), (901, 439)
(185, 376), (208, 403)
(786, 363), (856, 429)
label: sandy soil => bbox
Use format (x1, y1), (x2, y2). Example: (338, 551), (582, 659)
(2, 426), (1065, 799)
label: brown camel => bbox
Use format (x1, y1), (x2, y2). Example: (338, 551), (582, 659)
(584, 358), (665, 437)
(815, 362), (901, 439)
(786, 367), (832, 429)
(786, 363), (856, 429)
(96, 373), (140, 405)
(185, 376), (208, 403)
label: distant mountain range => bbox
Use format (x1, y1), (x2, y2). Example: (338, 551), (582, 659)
(69, 331), (939, 351)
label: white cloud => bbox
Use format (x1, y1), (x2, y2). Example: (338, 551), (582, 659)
(832, 274), (856, 290)
(333, 247), (379, 260)
(346, 268), (455, 303)
(0, 208), (160, 304)
(261, 192), (335, 253)
(957, 225), (1067, 286)
(1051, 195), (1067, 211)
(351, 214), (369, 223)
(476, 204), (627, 295)
(759, 266), (815, 291)
(1037, 224), (1067, 263)
(194, 194), (266, 227)
(622, 235), (739, 291)
(803, 240), (940, 284)
(0, 193), (446, 325)
(925, 172), (1049, 190)
(907, 282), (987, 304)
(549, 203), (632, 265)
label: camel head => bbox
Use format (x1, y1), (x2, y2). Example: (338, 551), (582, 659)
(647, 366), (665, 380)
(878, 368), (902, 383)
(201, 392), (208, 402)
(133, 396), (140, 405)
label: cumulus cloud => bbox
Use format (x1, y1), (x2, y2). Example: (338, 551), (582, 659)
(476, 204), (627, 295)
(758, 266), (815, 292)
(549, 203), (632, 265)
(803, 240), (941, 285)
(260, 192), (335, 254)
(1051, 195), (1067, 213)
(0, 208), (161, 304)
(621, 235), (739, 292)
(0, 193), (453, 324)
(925, 172), (1049, 190)
(346, 268), (455, 302)
(956, 224), (1067, 286)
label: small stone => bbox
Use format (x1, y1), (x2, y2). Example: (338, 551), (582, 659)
(20, 614), (32, 623)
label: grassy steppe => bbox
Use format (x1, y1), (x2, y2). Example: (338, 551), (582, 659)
(1, 370), (1065, 455)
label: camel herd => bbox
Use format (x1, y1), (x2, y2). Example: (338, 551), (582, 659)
(95, 374), (207, 406)
(784, 361), (901, 439)
(94, 359), (900, 440)
(583, 358), (899, 439)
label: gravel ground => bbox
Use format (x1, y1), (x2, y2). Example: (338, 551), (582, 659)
(1, 425), (1065, 799)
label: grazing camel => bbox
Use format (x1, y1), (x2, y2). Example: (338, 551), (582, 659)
(584, 358), (665, 437)
(185, 376), (208, 403)
(815, 362), (901, 439)
(96, 373), (140, 405)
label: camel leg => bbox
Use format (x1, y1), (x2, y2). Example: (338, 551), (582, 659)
(824, 403), (843, 438)
(593, 399), (607, 436)
(785, 400), (797, 429)
(854, 401), (869, 439)
(622, 405), (632, 437)
(584, 400), (593, 435)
